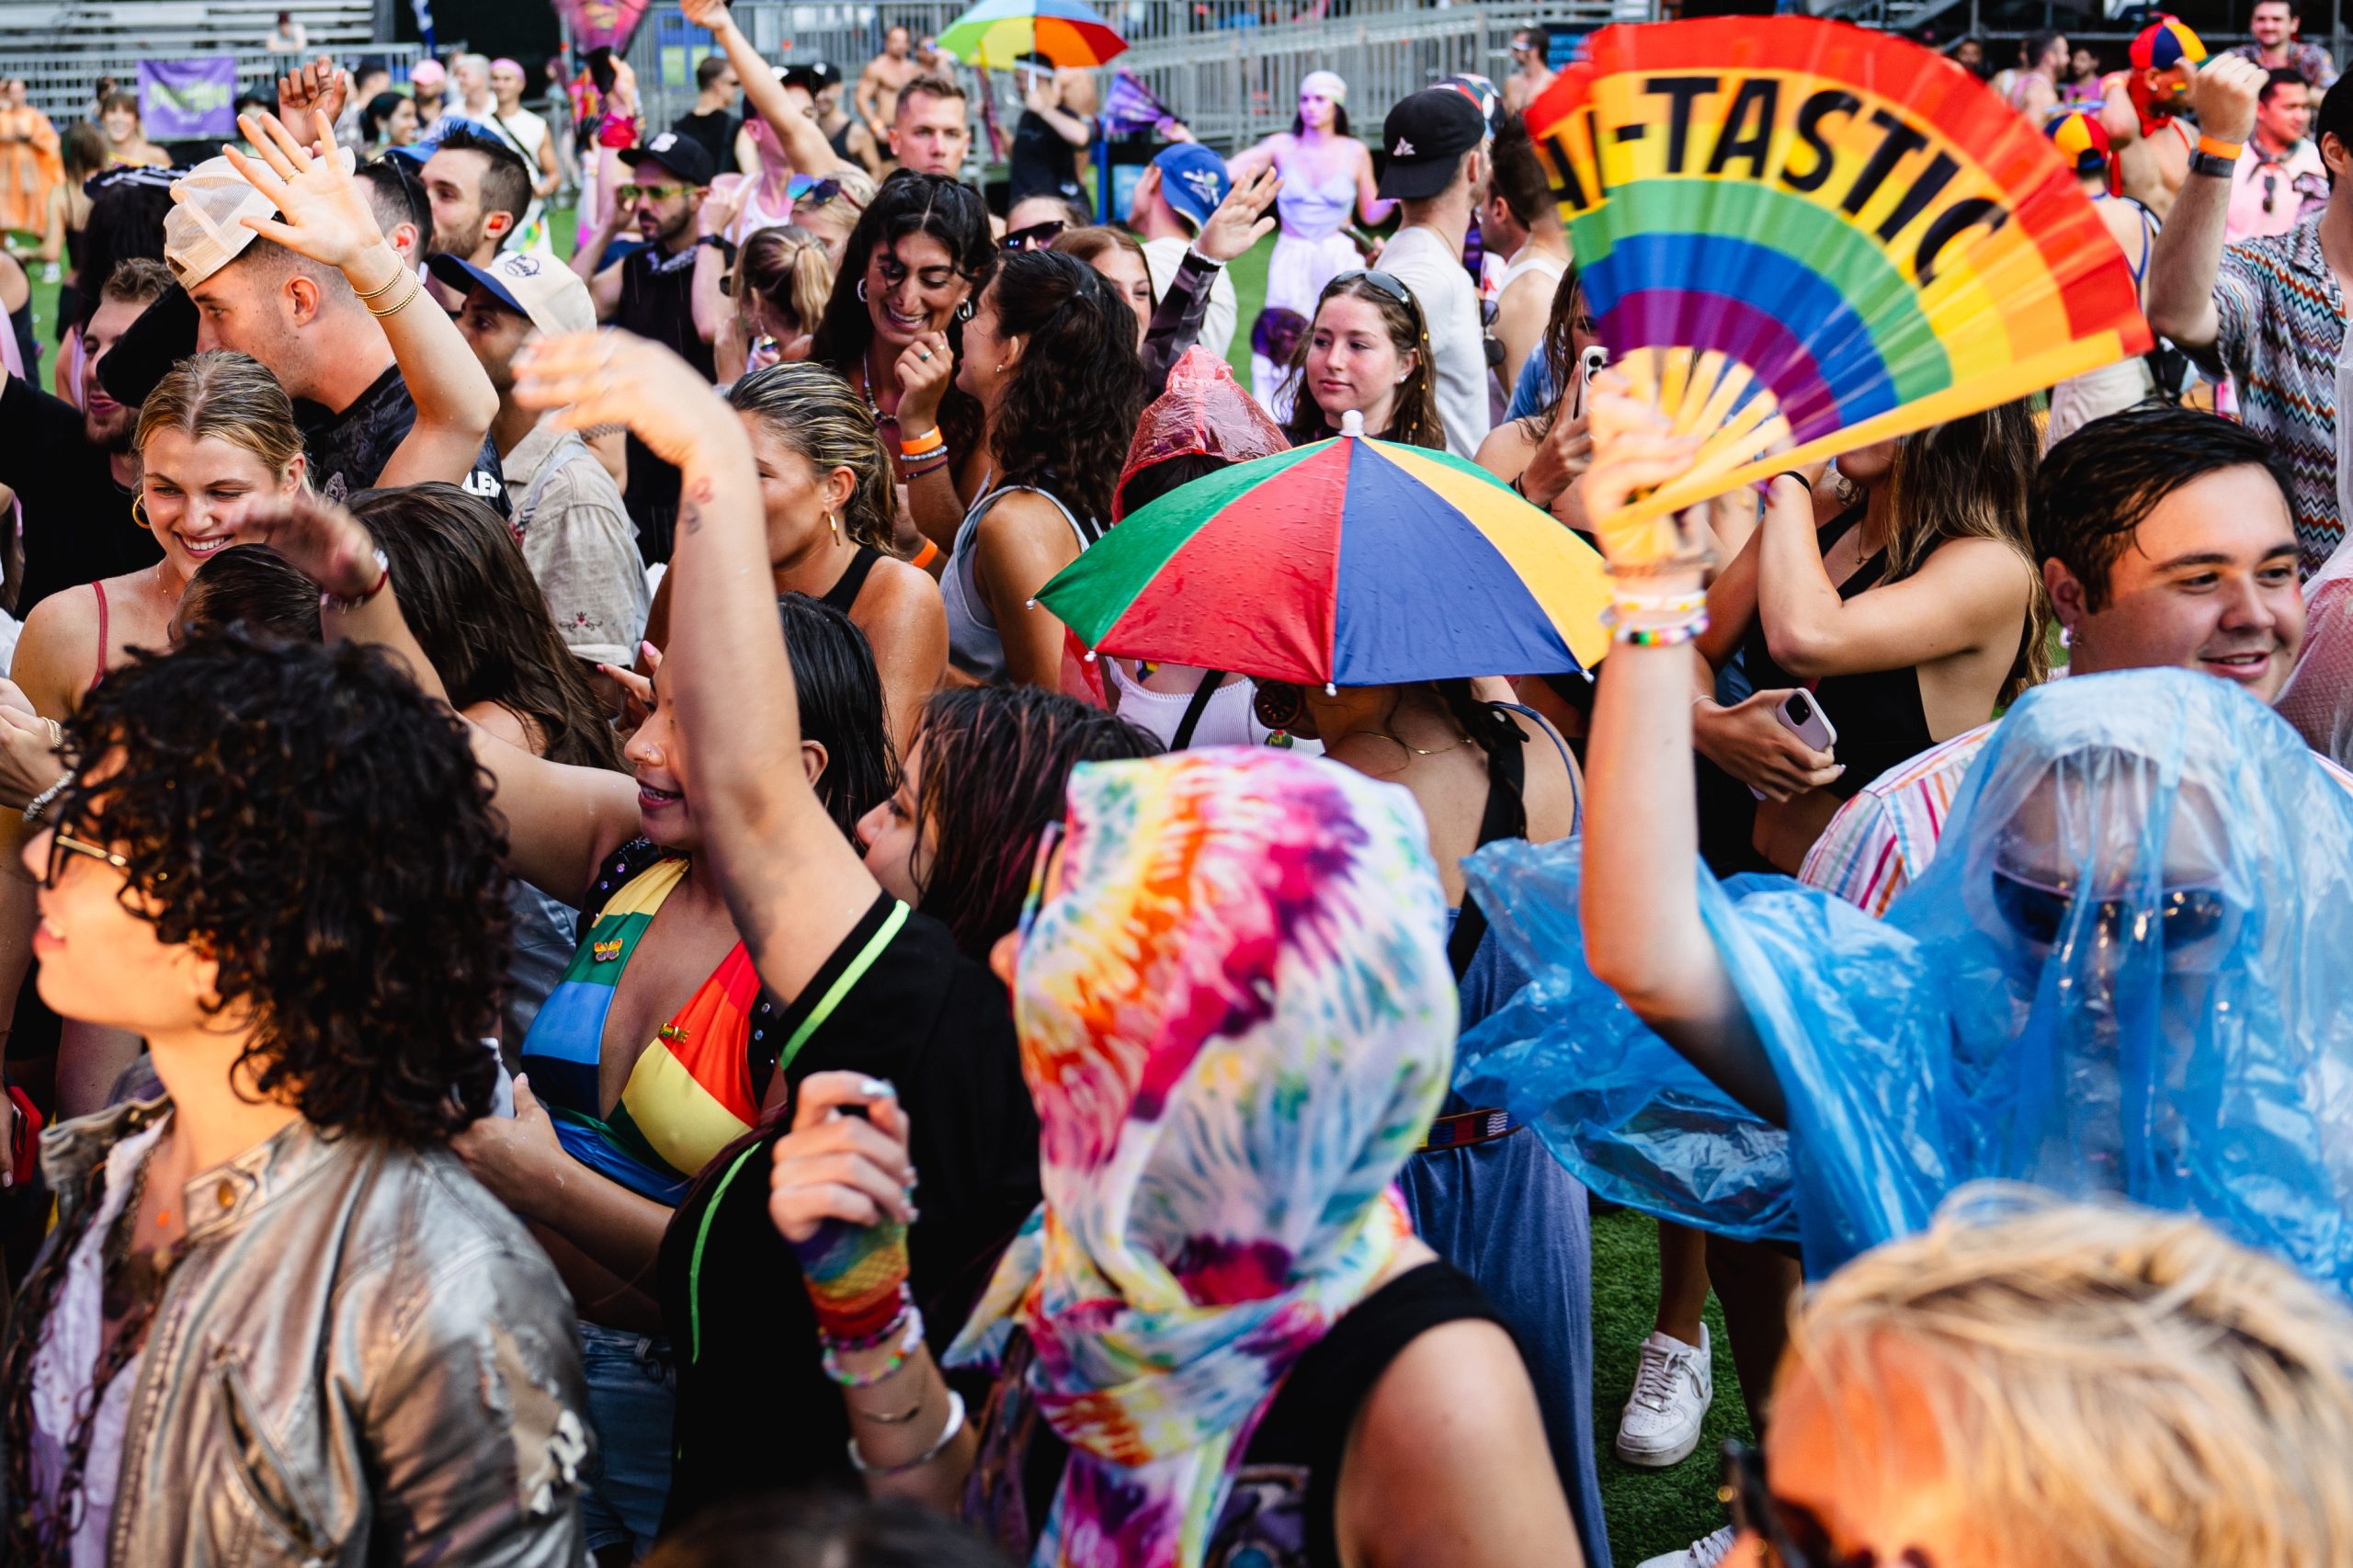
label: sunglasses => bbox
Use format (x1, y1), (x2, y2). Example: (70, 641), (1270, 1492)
(1329, 267), (1411, 303)
(1004, 218), (1067, 251)
(1722, 1441), (1860, 1568)
(2264, 170), (2279, 213)
(42, 829), (131, 890)
(787, 174), (842, 204)
(618, 183), (688, 203)
(1989, 868), (2229, 949)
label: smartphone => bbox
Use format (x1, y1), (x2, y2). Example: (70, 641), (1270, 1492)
(1746, 689), (1837, 801)
(1573, 345), (1608, 419)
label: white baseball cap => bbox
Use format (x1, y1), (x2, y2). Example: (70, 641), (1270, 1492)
(165, 147), (358, 290)
(427, 249), (597, 336)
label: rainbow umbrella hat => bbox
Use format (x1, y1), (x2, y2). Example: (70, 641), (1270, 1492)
(1037, 413), (1614, 689)
(937, 0), (1128, 69)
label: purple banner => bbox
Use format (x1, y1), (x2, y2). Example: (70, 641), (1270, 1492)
(137, 56), (239, 141)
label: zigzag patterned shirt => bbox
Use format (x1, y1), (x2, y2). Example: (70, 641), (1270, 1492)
(2210, 217), (2343, 578)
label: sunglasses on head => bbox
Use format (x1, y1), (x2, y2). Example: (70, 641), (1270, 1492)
(618, 182), (688, 203)
(787, 174), (841, 203)
(1329, 267), (1411, 303)
(1990, 868), (2229, 949)
(1004, 218), (1067, 251)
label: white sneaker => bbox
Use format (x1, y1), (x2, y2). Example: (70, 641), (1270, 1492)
(1614, 1325), (1713, 1466)
(1637, 1525), (1736, 1568)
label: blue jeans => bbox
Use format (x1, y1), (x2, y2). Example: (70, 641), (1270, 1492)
(577, 1319), (677, 1557)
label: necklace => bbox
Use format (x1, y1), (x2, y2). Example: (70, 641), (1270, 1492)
(860, 347), (902, 433)
(1339, 726), (1468, 758)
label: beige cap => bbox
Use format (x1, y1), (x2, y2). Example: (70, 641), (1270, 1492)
(426, 249), (597, 337)
(165, 147), (358, 290)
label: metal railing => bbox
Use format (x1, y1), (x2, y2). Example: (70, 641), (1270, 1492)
(0, 40), (427, 124)
(622, 0), (1654, 152)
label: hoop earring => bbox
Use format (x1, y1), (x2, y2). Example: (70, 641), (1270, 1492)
(857, 278), (869, 302)
(956, 299), (974, 322)
(131, 494), (151, 530)
(826, 510), (840, 541)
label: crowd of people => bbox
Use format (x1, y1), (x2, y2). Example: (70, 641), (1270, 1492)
(0, 9), (2347, 1568)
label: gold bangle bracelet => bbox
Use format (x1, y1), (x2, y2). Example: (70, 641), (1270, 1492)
(366, 273), (421, 318)
(352, 260), (408, 301)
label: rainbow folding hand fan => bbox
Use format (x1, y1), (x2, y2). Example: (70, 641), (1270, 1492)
(1529, 18), (2151, 524)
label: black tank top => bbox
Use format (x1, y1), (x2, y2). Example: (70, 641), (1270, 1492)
(1733, 505), (1935, 801)
(818, 545), (881, 615)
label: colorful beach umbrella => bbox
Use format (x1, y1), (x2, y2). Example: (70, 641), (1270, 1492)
(1037, 415), (1614, 689)
(937, 0), (1128, 69)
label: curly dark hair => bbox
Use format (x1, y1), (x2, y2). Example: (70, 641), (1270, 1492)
(350, 483), (627, 772)
(810, 171), (995, 474)
(53, 630), (509, 1144)
(911, 686), (1159, 956)
(985, 247), (1146, 526)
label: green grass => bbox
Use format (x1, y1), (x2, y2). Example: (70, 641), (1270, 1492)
(1589, 1208), (1755, 1567)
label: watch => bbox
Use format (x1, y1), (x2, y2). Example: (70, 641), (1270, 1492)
(2189, 150), (2238, 178)
(697, 233), (730, 250)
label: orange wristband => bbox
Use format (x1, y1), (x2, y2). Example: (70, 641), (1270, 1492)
(2197, 135), (2245, 160)
(910, 539), (940, 571)
(899, 426), (945, 458)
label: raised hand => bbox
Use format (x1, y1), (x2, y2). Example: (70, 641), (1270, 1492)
(770, 1072), (917, 1343)
(249, 486), (383, 600)
(677, 0), (730, 32)
(224, 110), (387, 276)
(2188, 53), (2266, 146)
(1196, 165), (1281, 266)
(892, 330), (955, 434)
(512, 329), (733, 471)
(276, 54), (348, 136)
(1579, 369), (1708, 577)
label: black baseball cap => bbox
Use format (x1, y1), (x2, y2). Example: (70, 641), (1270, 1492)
(619, 128), (716, 187)
(782, 60), (840, 91)
(1377, 87), (1487, 201)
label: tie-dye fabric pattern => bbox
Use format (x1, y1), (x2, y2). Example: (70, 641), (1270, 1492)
(947, 749), (1458, 1568)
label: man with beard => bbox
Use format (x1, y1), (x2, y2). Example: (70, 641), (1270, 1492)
(0, 257), (168, 612)
(571, 129), (724, 560)
(418, 122), (533, 267)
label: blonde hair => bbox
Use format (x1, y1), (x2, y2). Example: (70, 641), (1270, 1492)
(135, 351), (307, 483)
(1789, 1187), (2353, 1568)
(792, 167), (876, 231)
(733, 223), (834, 342)
(727, 361), (893, 552)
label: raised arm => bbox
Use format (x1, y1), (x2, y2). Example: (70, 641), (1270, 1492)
(256, 488), (642, 902)
(1225, 133), (1281, 182)
(1354, 142), (1395, 227)
(1574, 375), (1785, 1122)
(514, 330), (880, 999)
(685, 0), (861, 178)
(1139, 167), (1279, 392)
(2144, 55), (2264, 360)
(228, 110), (499, 490)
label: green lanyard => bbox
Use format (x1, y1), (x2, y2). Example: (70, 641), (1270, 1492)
(685, 900), (909, 1365)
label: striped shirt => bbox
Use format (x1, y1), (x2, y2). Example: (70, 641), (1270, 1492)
(2206, 218), (2344, 578)
(1800, 716), (2353, 916)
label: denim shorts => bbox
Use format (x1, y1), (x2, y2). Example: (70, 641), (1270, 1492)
(576, 1319), (677, 1557)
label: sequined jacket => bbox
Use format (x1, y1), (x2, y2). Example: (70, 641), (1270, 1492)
(1, 1096), (593, 1567)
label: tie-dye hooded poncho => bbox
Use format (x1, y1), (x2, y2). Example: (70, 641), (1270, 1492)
(947, 748), (1458, 1568)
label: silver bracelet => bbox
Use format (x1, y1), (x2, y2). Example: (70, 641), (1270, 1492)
(845, 1387), (965, 1477)
(21, 772), (71, 824)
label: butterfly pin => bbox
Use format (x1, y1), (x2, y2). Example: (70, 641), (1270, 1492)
(592, 938), (624, 963)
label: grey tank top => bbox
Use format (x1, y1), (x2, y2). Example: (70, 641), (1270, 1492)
(941, 483), (1099, 684)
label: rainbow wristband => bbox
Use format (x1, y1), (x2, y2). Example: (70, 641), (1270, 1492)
(792, 1215), (912, 1344)
(822, 1302), (926, 1388)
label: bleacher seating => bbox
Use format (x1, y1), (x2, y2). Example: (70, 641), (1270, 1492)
(9, 0), (379, 56)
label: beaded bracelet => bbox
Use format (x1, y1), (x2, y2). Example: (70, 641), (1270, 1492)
(820, 1303), (925, 1389)
(847, 1389), (966, 1477)
(1603, 608), (1711, 647)
(900, 450), (951, 479)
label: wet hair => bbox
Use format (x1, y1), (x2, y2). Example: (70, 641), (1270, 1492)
(2035, 405), (2295, 615)
(347, 483), (626, 772)
(173, 544), (322, 644)
(356, 154), (436, 256)
(985, 247), (1146, 524)
(642, 1493), (1016, 1568)
(733, 223), (834, 344)
(1115, 450), (1225, 518)
(910, 686), (1160, 956)
(61, 120), (108, 183)
(2319, 73), (2353, 159)
(1486, 112), (1548, 231)
(49, 628), (510, 1142)
(97, 255), (173, 309)
(812, 171), (995, 476)
(430, 123), (534, 244)
(1281, 271), (1445, 450)
(1533, 260), (1591, 437)
(778, 593), (897, 840)
(135, 350), (307, 479)
(729, 361), (895, 552)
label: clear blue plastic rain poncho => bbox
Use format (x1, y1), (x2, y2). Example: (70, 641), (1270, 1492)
(1455, 668), (2353, 1290)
